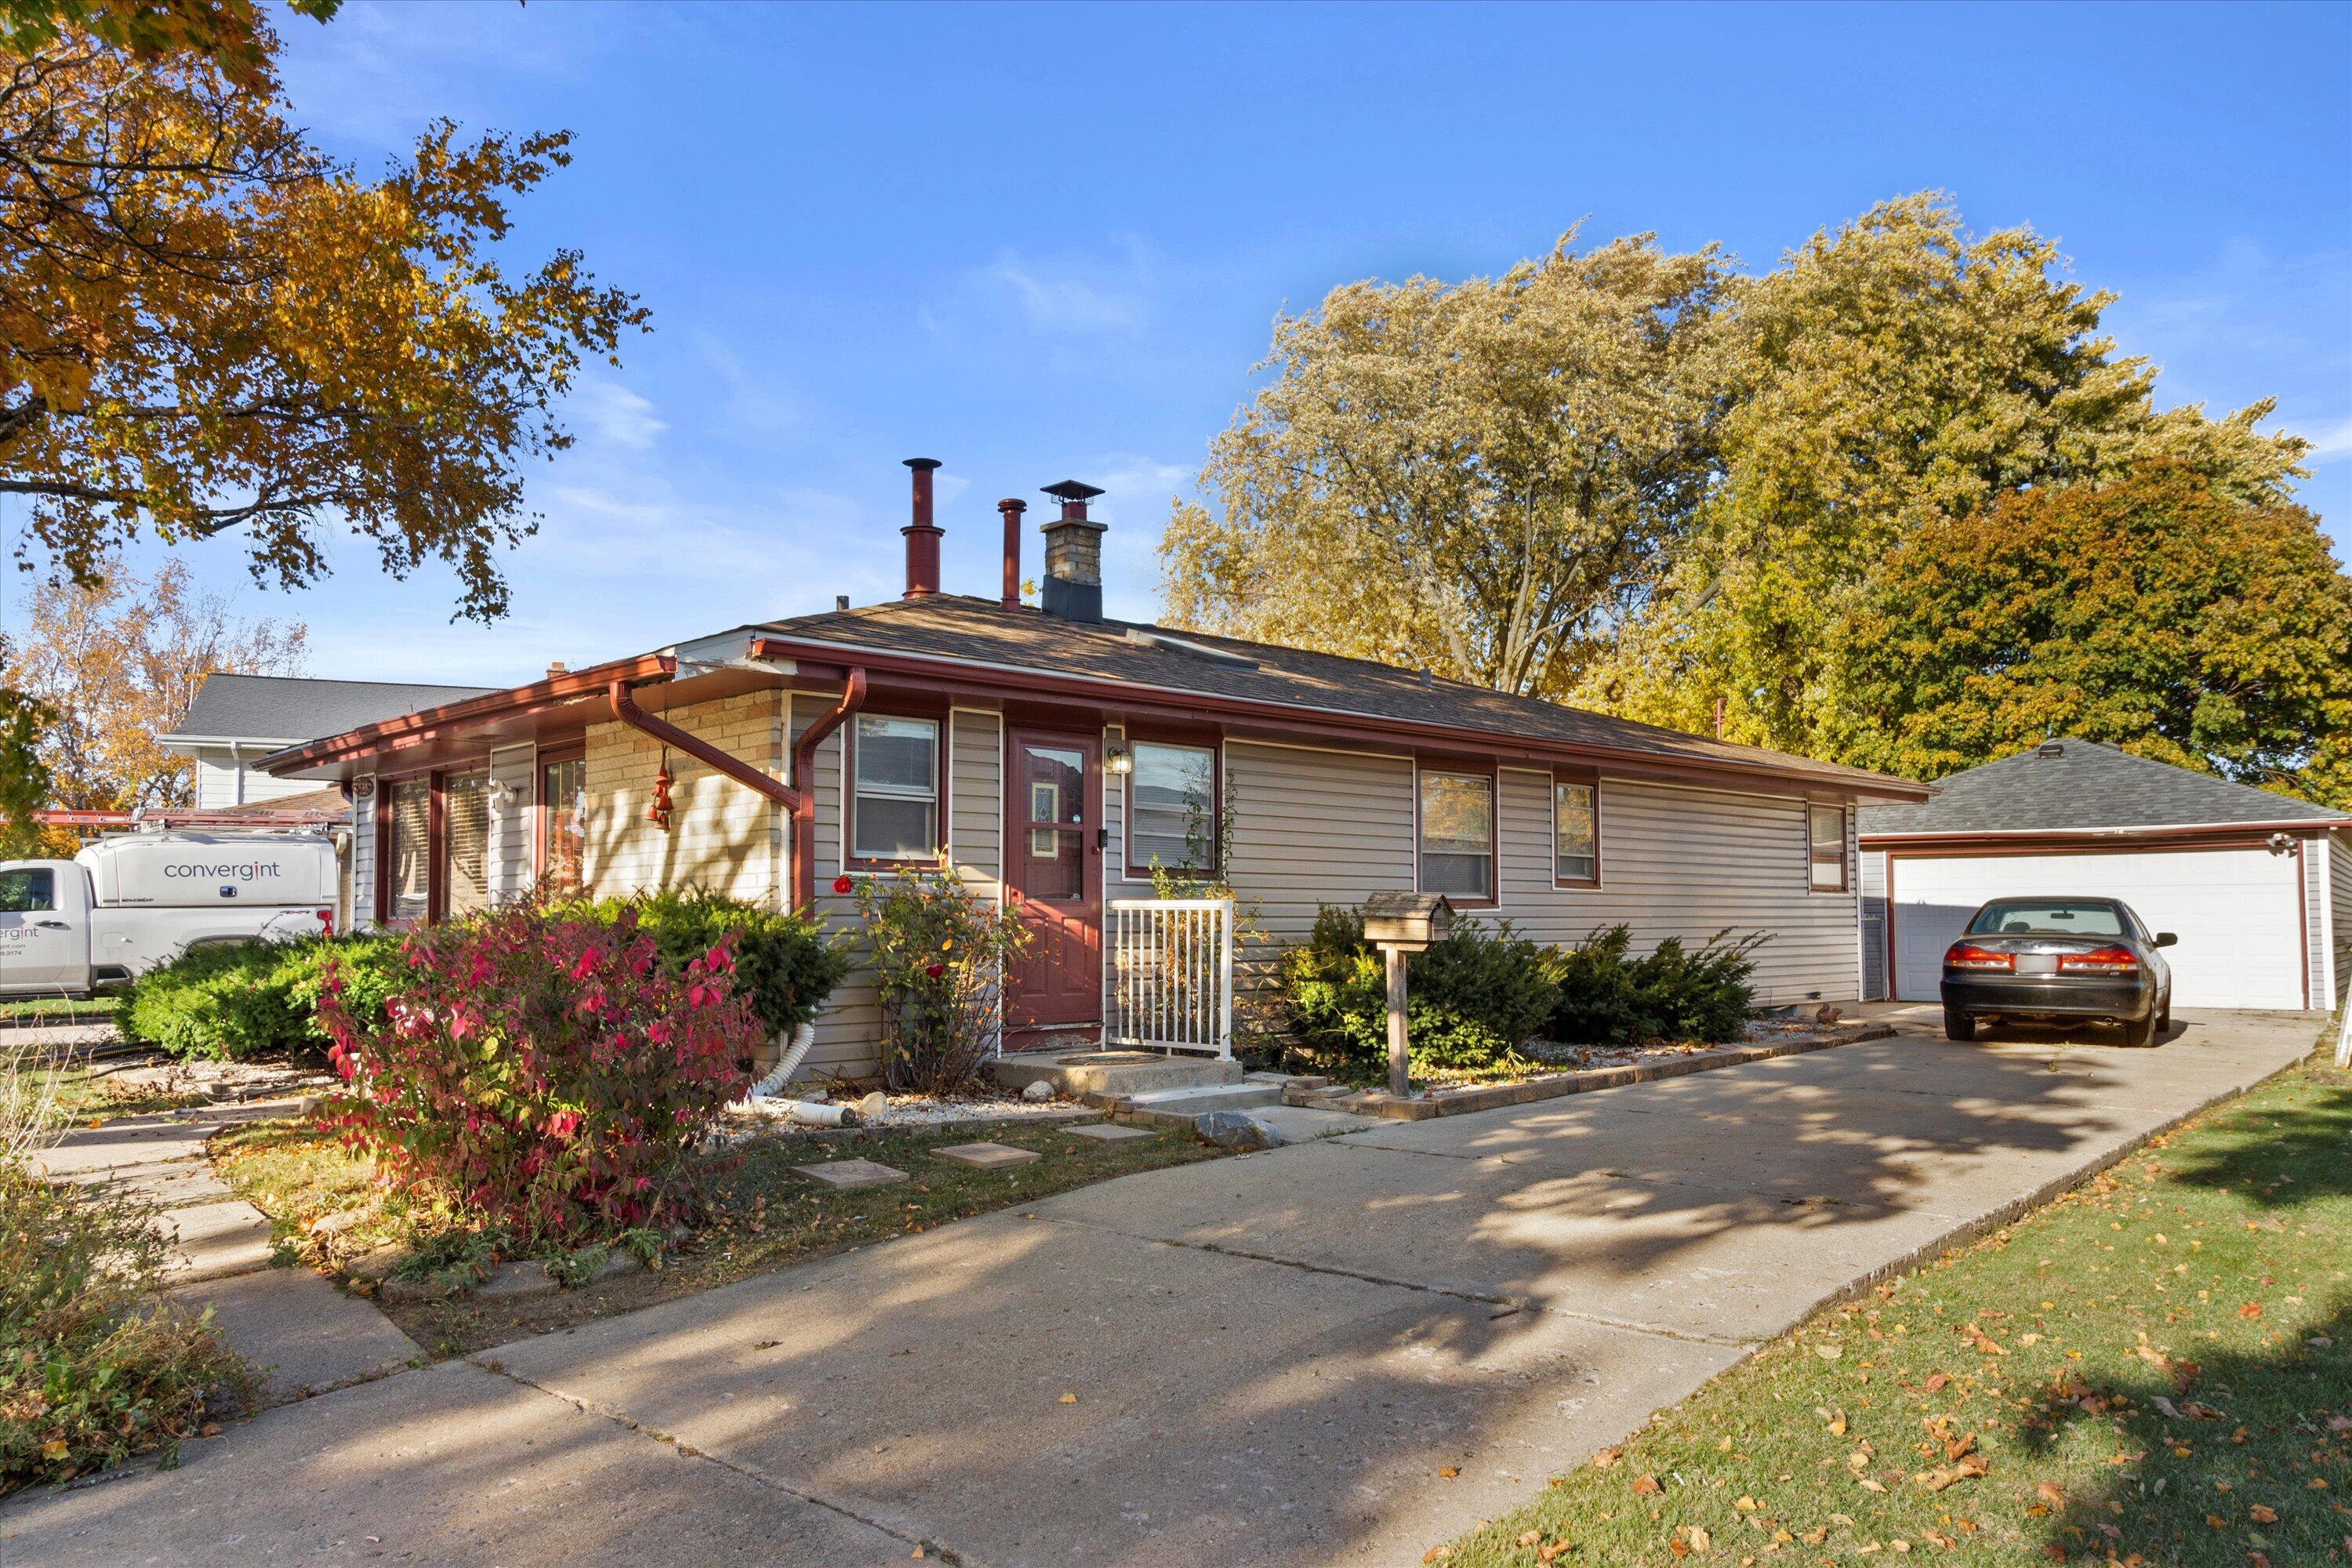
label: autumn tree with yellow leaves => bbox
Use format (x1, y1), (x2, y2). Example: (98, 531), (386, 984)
(0, 0), (645, 840)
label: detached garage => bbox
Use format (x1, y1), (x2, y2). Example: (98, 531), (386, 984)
(1859, 739), (2352, 1012)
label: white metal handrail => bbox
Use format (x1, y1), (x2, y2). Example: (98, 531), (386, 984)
(1104, 897), (1234, 1059)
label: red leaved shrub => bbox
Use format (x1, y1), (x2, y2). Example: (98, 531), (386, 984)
(316, 902), (755, 1241)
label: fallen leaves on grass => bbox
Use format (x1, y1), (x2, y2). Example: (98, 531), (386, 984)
(1632, 1473), (1662, 1496)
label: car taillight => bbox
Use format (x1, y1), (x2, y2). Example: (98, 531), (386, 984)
(2058, 946), (2139, 973)
(1944, 942), (2013, 971)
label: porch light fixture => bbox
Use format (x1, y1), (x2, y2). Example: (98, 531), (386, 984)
(1104, 740), (1134, 775)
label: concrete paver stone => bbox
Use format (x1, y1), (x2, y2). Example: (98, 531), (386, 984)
(792, 1158), (909, 1190)
(932, 1141), (1040, 1170)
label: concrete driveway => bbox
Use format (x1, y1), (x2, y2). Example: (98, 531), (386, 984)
(4, 1007), (2320, 1568)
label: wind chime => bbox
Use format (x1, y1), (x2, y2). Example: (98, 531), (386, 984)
(647, 749), (674, 833)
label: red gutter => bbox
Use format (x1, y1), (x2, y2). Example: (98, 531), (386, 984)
(747, 635), (1930, 804)
(260, 653), (679, 775)
(788, 669), (866, 909)
(1860, 820), (2352, 853)
(608, 681), (800, 817)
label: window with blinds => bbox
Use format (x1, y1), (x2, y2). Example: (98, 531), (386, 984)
(444, 771), (490, 914)
(387, 779), (430, 921)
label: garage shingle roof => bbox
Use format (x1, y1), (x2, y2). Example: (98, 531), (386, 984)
(170, 674), (498, 743)
(1858, 738), (2348, 836)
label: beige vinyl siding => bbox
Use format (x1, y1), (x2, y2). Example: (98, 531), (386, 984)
(1221, 740), (1417, 996)
(349, 768), (376, 930)
(487, 744), (536, 905)
(1494, 769), (1858, 1006)
(793, 698), (1006, 1082)
(582, 688), (786, 908)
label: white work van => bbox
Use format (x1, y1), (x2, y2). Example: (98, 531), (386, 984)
(0, 833), (341, 998)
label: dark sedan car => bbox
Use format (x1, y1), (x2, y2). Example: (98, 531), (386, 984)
(1941, 896), (2176, 1047)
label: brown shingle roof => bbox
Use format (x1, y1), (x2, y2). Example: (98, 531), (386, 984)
(753, 595), (1916, 797)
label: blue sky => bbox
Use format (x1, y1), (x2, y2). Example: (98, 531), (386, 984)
(14, 1), (2350, 685)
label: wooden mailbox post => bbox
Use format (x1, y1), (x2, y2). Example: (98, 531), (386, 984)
(1361, 891), (1455, 1098)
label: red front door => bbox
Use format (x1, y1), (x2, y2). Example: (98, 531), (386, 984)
(1004, 731), (1102, 1033)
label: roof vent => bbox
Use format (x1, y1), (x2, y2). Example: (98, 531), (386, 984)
(1123, 627), (1257, 670)
(1418, 668), (1436, 689)
(2038, 742), (2065, 758)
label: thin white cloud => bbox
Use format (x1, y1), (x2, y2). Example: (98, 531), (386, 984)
(570, 380), (666, 451)
(2306, 416), (2352, 463)
(985, 249), (1150, 336)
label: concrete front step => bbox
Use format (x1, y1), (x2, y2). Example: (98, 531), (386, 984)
(1119, 1082), (1287, 1130)
(988, 1048), (1244, 1099)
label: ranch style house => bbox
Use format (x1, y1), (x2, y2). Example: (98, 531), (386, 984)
(261, 461), (1932, 1081)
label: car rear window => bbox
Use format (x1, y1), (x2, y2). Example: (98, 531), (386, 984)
(1965, 900), (2127, 938)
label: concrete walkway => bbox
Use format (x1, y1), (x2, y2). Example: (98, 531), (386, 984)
(33, 1102), (421, 1406)
(3, 1007), (2319, 1568)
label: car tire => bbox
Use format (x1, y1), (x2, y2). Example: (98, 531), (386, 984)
(2158, 996), (2172, 1033)
(1944, 1008), (1976, 1042)
(2123, 1012), (2157, 1047)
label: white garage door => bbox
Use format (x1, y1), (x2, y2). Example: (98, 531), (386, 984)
(1888, 849), (2304, 1008)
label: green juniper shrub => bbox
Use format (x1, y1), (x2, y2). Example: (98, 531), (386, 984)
(0, 1166), (252, 1493)
(1548, 923), (1765, 1045)
(120, 934), (403, 1061)
(565, 887), (848, 1040)
(1279, 907), (1562, 1077)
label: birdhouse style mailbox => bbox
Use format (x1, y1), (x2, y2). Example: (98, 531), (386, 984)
(1361, 891), (1454, 953)
(1361, 892), (1454, 1097)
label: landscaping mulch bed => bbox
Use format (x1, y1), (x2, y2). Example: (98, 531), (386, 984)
(1294, 1019), (1893, 1121)
(212, 1113), (1225, 1360)
(1432, 1043), (2352, 1568)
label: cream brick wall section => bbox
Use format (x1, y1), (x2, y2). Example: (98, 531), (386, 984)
(582, 689), (786, 907)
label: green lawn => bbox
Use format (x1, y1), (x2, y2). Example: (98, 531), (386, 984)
(213, 1115), (1226, 1359)
(1436, 1051), (2352, 1568)
(0, 996), (117, 1023)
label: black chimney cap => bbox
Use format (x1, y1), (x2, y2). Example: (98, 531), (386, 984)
(1041, 479), (1104, 502)
(904, 457), (942, 471)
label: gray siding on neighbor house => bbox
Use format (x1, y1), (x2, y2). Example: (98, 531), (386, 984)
(2328, 832), (2352, 1015)
(2307, 836), (2333, 1012)
(193, 747), (321, 810)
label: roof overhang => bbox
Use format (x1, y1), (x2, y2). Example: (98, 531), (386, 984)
(746, 632), (1933, 804)
(1862, 819), (2352, 855)
(257, 652), (681, 781)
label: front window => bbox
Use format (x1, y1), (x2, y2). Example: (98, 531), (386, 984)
(1555, 779), (1599, 885)
(1419, 770), (1494, 901)
(443, 770), (491, 915)
(0, 867), (56, 913)
(539, 755), (586, 898)
(386, 779), (430, 921)
(851, 715), (940, 862)
(1809, 804), (1847, 892)
(1127, 741), (1217, 873)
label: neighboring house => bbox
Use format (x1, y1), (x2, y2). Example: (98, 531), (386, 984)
(161, 674), (495, 810)
(261, 463), (1931, 1081)
(1858, 739), (2352, 1012)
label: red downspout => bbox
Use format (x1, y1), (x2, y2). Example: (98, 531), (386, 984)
(788, 669), (867, 909)
(609, 681), (800, 813)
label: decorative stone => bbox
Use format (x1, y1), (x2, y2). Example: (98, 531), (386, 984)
(1063, 1122), (1153, 1142)
(476, 1261), (560, 1300)
(1021, 1079), (1054, 1102)
(307, 1209), (365, 1238)
(792, 1158), (909, 1190)
(1196, 1110), (1279, 1152)
(586, 1249), (646, 1284)
(934, 1142), (1041, 1171)
(857, 1091), (889, 1120)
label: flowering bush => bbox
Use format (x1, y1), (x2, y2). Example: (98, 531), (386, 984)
(315, 901), (757, 1242)
(841, 869), (1028, 1093)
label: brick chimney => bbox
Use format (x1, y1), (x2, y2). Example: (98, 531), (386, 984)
(902, 458), (943, 597)
(1038, 480), (1105, 622)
